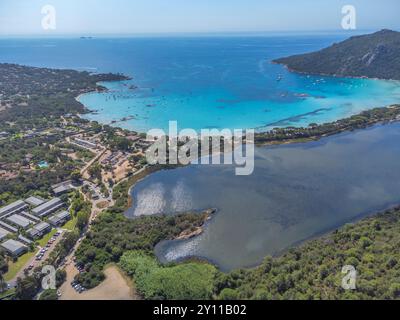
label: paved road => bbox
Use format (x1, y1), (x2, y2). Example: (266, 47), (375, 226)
(80, 147), (107, 176)
(58, 183), (114, 297)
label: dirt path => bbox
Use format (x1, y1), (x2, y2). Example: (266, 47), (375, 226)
(60, 265), (137, 300)
(80, 147), (107, 177)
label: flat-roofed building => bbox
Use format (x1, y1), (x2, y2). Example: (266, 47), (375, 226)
(19, 211), (41, 223)
(0, 227), (10, 241)
(1, 239), (27, 257)
(48, 210), (71, 227)
(25, 196), (45, 207)
(32, 198), (63, 218)
(73, 137), (97, 149)
(18, 235), (32, 245)
(0, 221), (17, 233)
(6, 214), (33, 229)
(27, 222), (51, 239)
(27, 227), (40, 239)
(0, 200), (28, 218)
(51, 180), (72, 189)
(52, 181), (75, 196)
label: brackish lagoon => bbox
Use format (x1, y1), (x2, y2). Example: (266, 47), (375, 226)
(126, 123), (400, 271)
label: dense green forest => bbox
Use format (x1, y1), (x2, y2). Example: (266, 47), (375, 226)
(74, 205), (400, 300)
(0, 63), (127, 131)
(216, 207), (400, 300)
(74, 210), (212, 289)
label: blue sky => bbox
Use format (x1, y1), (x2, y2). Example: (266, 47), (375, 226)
(0, 0), (399, 35)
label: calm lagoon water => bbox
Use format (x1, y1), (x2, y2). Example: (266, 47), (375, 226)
(126, 123), (400, 271)
(1, 35), (400, 132)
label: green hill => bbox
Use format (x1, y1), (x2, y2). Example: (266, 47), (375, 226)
(274, 29), (400, 80)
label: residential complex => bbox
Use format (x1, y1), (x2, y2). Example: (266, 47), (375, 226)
(0, 193), (71, 256)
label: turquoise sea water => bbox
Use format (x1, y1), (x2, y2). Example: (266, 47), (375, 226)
(80, 76), (400, 132)
(1, 35), (399, 132)
(77, 36), (400, 132)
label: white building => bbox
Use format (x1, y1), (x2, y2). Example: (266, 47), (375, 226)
(48, 211), (71, 227)
(6, 214), (33, 230)
(0, 200), (28, 218)
(0, 227), (10, 241)
(32, 198), (63, 218)
(25, 196), (45, 207)
(1, 239), (28, 257)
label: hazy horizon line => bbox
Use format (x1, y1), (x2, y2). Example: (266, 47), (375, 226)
(0, 28), (389, 39)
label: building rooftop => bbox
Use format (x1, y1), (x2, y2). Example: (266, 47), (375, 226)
(32, 198), (62, 217)
(53, 184), (74, 195)
(27, 228), (40, 239)
(56, 211), (71, 219)
(48, 210), (71, 225)
(0, 221), (17, 233)
(1, 239), (27, 255)
(0, 227), (9, 240)
(6, 214), (33, 229)
(51, 180), (72, 189)
(0, 200), (28, 217)
(33, 221), (51, 233)
(25, 196), (45, 207)
(18, 235), (32, 245)
(19, 211), (41, 222)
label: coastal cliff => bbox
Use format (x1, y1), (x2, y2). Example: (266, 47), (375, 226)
(274, 29), (400, 80)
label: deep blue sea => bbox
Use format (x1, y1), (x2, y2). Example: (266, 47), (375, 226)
(1, 34), (400, 132)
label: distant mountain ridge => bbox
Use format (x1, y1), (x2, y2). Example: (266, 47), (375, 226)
(274, 29), (400, 80)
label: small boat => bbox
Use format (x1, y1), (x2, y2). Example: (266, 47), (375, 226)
(276, 75), (283, 82)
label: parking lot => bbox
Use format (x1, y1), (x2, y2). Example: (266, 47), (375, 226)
(23, 230), (64, 275)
